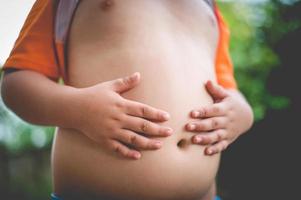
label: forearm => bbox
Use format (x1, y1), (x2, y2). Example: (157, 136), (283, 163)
(1, 70), (80, 129)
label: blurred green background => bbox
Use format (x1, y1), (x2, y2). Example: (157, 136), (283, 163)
(0, 0), (300, 199)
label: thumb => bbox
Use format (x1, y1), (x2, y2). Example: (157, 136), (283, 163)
(205, 80), (228, 100)
(109, 72), (141, 93)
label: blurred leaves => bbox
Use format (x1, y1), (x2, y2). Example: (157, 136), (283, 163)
(0, 0), (297, 154)
(0, 0), (298, 157)
(0, 95), (54, 154)
(217, 0), (297, 120)
(0, 1), (300, 199)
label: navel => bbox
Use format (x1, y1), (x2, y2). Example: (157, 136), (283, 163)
(100, 0), (114, 11)
(177, 138), (189, 149)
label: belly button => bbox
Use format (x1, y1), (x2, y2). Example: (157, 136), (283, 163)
(177, 138), (189, 149)
(100, 0), (114, 11)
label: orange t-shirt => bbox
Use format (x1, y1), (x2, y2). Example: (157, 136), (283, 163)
(2, 0), (237, 89)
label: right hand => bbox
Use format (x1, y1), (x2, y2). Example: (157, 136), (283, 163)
(75, 72), (173, 160)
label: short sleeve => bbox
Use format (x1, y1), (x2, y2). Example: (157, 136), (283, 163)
(2, 0), (60, 81)
(214, 5), (238, 90)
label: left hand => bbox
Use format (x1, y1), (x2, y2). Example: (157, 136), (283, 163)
(185, 80), (253, 155)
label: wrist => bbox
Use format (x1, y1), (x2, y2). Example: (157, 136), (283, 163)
(50, 85), (83, 130)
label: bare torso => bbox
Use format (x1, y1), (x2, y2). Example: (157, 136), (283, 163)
(51, 0), (220, 199)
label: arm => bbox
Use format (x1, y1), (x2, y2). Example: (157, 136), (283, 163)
(1, 70), (80, 128)
(1, 0), (172, 160)
(1, 70), (173, 159)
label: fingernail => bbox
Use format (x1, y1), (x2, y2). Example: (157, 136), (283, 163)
(133, 152), (141, 159)
(194, 136), (202, 143)
(188, 124), (196, 130)
(162, 112), (170, 120)
(154, 141), (162, 148)
(130, 72), (139, 80)
(165, 128), (173, 135)
(207, 149), (213, 154)
(192, 111), (200, 117)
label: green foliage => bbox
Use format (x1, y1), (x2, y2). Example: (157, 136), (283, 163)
(0, 1), (296, 150)
(0, 1), (298, 199)
(0, 100), (54, 154)
(217, 1), (292, 120)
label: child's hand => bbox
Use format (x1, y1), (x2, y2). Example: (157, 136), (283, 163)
(74, 72), (173, 160)
(185, 80), (253, 155)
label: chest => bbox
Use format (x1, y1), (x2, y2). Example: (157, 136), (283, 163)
(55, 0), (217, 43)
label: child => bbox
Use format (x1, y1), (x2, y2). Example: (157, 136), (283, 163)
(1, 0), (253, 199)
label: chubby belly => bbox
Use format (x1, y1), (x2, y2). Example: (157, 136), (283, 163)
(52, 0), (220, 199)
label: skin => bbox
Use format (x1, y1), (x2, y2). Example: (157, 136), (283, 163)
(186, 80), (254, 155)
(1, 71), (174, 160)
(1, 0), (254, 199)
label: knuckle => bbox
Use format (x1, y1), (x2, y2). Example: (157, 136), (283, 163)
(139, 138), (154, 149)
(216, 130), (224, 141)
(147, 143), (154, 149)
(203, 136), (211, 144)
(155, 110), (162, 119)
(128, 134), (137, 145)
(141, 106), (146, 116)
(200, 107), (207, 116)
(197, 123), (204, 130)
(210, 135), (217, 143)
(142, 139), (153, 149)
(212, 106), (220, 114)
(115, 99), (125, 108)
(107, 123), (118, 133)
(140, 120), (149, 132)
(111, 113), (124, 123)
(140, 105), (150, 117)
(211, 119), (219, 128)
(116, 144), (129, 157)
(122, 77), (131, 86)
(112, 142), (121, 153)
(110, 141), (126, 156)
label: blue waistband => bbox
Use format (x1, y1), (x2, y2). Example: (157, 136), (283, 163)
(51, 193), (61, 200)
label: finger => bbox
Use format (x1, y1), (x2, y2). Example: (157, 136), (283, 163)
(122, 115), (173, 137)
(108, 139), (141, 159)
(205, 140), (229, 155)
(205, 80), (228, 100)
(186, 117), (227, 132)
(124, 100), (170, 121)
(108, 72), (141, 94)
(191, 129), (226, 145)
(114, 128), (163, 150)
(190, 103), (226, 118)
